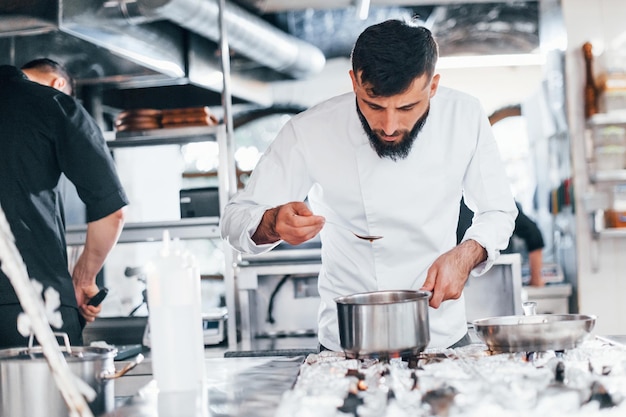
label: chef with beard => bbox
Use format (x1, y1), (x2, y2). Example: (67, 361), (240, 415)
(220, 19), (518, 351)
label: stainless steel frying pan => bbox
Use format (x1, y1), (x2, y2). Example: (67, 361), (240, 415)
(472, 314), (596, 352)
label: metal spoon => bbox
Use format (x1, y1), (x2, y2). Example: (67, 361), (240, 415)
(324, 220), (383, 242)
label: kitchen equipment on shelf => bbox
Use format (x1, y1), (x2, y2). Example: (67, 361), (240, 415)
(114, 108), (162, 132)
(472, 313), (596, 353)
(114, 106), (219, 134)
(179, 186), (220, 218)
(161, 106), (219, 128)
(0, 333), (143, 417)
(335, 289), (430, 359)
(202, 307), (228, 345)
(583, 42), (599, 119)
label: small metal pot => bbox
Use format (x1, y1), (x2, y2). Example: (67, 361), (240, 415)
(0, 340), (143, 417)
(335, 290), (431, 359)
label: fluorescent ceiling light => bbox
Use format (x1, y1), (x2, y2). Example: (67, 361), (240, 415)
(437, 53), (545, 69)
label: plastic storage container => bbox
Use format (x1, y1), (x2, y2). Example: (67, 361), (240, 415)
(595, 144), (626, 170)
(605, 184), (626, 228)
(595, 125), (626, 146)
(605, 209), (626, 227)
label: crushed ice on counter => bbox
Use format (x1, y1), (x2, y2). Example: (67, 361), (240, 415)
(277, 340), (626, 417)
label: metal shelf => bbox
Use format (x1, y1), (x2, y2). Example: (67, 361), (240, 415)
(587, 112), (626, 127)
(595, 227), (626, 238)
(590, 169), (626, 183)
(104, 125), (221, 148)
(585, 115), (626, 270)
(66, 217), (221, 245)
(67, 125), (226, 246)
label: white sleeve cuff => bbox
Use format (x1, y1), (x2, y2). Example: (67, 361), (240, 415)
(462, 237), (500, 277)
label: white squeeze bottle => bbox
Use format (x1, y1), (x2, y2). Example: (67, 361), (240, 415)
(145, 231), (205, 394)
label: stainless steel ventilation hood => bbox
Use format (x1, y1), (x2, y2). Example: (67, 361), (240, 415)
(236, 0), (519, 13)
(0, 0), (540, 111)
(0, 0), (327, 107)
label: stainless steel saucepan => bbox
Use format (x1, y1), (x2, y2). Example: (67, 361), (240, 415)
(335, 289), (431, 359)
(0, 337), (143, 417)
(473, 313), (596, 352)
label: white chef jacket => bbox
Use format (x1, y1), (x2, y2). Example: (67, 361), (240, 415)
(220, 87), (517, 350)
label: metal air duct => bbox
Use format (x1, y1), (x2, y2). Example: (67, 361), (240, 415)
(121, 0), (326, 79)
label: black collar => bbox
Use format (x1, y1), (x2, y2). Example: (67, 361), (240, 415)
(0, 65), (28, 82)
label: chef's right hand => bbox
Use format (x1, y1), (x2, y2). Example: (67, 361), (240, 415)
(75, 282), (103, 325)
(252, 201), (324, 245)
(420, 239), (486, 308)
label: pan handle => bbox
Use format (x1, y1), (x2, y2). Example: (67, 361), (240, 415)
(418, 290), (433, 300)
(522, 301), (537, 316)
(28, 332), (73, 354)
(101, 353), (145, 380)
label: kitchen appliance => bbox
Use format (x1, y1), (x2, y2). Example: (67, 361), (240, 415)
(472, 313), (596, 352)
(202, 307), (228, 345)
(179, 186), (220, 218)
(237, 260), (322, 349)
(142, 309), (227, 347)
(0, 338), (142, 417)
(335, 290), (431, 359)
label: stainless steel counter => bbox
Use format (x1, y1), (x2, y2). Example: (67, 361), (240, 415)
(105, 356), (304, 417)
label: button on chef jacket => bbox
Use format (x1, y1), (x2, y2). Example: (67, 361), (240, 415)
(221, 87), (518, 350)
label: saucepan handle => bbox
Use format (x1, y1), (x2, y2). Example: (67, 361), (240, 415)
(101, 353), (145, 380)
(419, 290), (433, 300)
(28, 332), (73, 354)
(522, 301), (537, 316)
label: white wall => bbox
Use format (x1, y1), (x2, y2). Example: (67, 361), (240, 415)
(563, 0), (626, 336)
(437, 65), (543, 116)
(271, 56), (543, 116)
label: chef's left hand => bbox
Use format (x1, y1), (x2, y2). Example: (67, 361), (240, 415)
(420, 239), (487, 308)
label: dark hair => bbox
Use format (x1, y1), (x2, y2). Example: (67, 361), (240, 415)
(351, 19), (438, 97)
(20, 58), (75, 96)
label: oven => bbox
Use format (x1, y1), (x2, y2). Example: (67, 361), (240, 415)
(237, 238), (322, 350)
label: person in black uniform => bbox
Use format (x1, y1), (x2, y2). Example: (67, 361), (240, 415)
(457, 197), (545, 286)
(0, 58), (129, 348)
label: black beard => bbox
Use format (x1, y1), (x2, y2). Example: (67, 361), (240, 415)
(357, 102), (429, 161)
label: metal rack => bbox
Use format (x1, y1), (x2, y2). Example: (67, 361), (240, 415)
(68, 0), (240, 349)
(65, 125), (228, 246)
(585, 114), (626, 184)
(67, 122), (239, 349)
(66, 217), (221, 245)
(106, 125), (224, 148)
(583, 113), (626, 270)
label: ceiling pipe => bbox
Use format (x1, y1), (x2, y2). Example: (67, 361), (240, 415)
(354, 0), (371, 20)
(125, 0), (326, 79)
